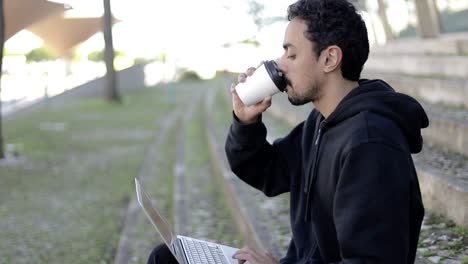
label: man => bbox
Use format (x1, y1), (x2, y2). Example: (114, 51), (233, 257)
(226, 0), (428, 263)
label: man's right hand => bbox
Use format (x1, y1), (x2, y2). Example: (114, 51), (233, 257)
(232, 246), (279, 264)
(231, 67), (273, 125)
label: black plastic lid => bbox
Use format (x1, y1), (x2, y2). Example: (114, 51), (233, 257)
(264, 60), (286, 92)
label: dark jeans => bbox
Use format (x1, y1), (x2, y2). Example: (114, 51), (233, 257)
(147, 244), (178, 264)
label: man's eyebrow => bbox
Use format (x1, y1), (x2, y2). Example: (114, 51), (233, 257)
(283, 43), (296, 50)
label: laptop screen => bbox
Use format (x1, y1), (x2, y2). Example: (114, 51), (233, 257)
(135, 178), (175, 249)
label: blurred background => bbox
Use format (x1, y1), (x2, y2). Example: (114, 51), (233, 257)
(2, 0), (467, 114)
(0, 0), (467, 263)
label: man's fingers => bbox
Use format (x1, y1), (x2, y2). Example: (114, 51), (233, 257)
(230, 83), (240, 101)
(233, 251), (260, 263)
(246, 67), (256, 76)
(262, 96), (273, 107)
(253, 95), (272, 105)
(239, 66), (256, 83)
(233, 252), (255, 263)
(238, 73), (247, 83)
(233, 247), (256, 258)
(260, 250), (276, 262)
(233, 246), (278, 264)
(230, 84), (244, 106)
(251, 96), (272, 112)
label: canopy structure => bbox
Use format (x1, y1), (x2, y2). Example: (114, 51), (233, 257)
(27, 13), (120, 57)
(5, 0), (66, 40)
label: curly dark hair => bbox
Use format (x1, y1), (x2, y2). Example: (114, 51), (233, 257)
(287, 0), (369, 81)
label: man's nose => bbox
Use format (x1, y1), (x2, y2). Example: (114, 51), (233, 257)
(276, 56), (286, 74)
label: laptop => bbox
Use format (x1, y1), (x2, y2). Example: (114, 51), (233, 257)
(135, 178), (244, 264)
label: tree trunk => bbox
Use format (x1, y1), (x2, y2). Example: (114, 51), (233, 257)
(377, 0), (394, 41)
(0, 0), (5, 159)
(103, 0), (120, 103)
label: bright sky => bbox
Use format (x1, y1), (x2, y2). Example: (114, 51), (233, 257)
(7, 0), (418, 77)
(6, 0), (295, 75)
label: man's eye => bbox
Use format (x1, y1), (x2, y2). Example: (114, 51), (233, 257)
(287, 55), (296, 59)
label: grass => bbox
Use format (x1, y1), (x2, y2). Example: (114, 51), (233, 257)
(422, 249), (436, 257)
(452, 226), (468, 237)
(418, 210), (468, 260)
(0, 85), (176, 263)
(461, 256), (468, 264)
(124, 79), (245, 262)
(129, 115), (181, 264)
(211, 83), (233, 134)
(184, 94), (244, 248)
(0, 78), (259, 263)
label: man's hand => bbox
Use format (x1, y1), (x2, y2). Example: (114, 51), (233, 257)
(231, 67), (272, 125)
(232, 246), (279, 264)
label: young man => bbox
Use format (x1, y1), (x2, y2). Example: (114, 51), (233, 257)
(226, 0), (429, 263)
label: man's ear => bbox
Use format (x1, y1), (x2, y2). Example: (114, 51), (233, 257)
(322, 45), (342, 73)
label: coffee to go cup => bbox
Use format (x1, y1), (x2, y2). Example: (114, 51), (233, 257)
(235, 60), (286, 106)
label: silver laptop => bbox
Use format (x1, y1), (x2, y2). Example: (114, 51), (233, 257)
(135, 178), (243, 264)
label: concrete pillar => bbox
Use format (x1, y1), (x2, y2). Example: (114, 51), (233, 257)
(64, 54), (73, 76)
(414, 0), (441, 38)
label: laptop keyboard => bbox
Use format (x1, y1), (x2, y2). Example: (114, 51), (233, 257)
(181, 237), (229, 264)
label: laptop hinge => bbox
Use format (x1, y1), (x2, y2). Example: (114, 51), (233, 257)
(173, 238), (189, 264)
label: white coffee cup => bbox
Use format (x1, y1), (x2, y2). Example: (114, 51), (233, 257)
(235, 60), (286, 106)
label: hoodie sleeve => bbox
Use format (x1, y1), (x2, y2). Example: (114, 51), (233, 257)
(333, 141), (411, 263)
(224, 112), (303, 197)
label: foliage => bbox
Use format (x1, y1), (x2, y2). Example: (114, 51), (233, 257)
(70, 53), (81, 63)
(156, 53), (167, 63)
(25, 46), (58, 62)
(88, 50), (104, 62)
(240, 38), (261, 47)
(134, 57), (154, 64)
(247, 0), (265, 31)
(3, 48), (22, 56)
(177, 69), (201, 81)
(222, 38), (261, 48)
(87, 49), (125, 62)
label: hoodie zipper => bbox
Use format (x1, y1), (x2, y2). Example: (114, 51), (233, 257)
(304, 120), (327, 220)
(315, 124), (323, 145)
(304, 120), (325, 194)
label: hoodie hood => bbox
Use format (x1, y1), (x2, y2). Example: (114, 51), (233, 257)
(326, 79), (429, 153)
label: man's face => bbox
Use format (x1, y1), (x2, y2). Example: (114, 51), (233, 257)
(278, 18), (324, 106)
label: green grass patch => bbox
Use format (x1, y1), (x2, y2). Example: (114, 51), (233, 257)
(0, 86), (177, 263)
(422, 249), (436, 257)
(461, 256), (468, 264)
(452, 226), (468, 237)
(184, 97), (244, 248)
(418, 210), (468, 259)
(212, 85), (233, 129)
(129, 116), (182, 264)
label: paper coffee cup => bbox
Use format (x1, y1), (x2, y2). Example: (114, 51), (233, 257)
(235, 60), (286, 106)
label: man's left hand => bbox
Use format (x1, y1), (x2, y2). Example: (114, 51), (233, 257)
(232, 246), (279, 264)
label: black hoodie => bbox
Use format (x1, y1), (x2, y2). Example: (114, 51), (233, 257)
(225, 79), (429, 263)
